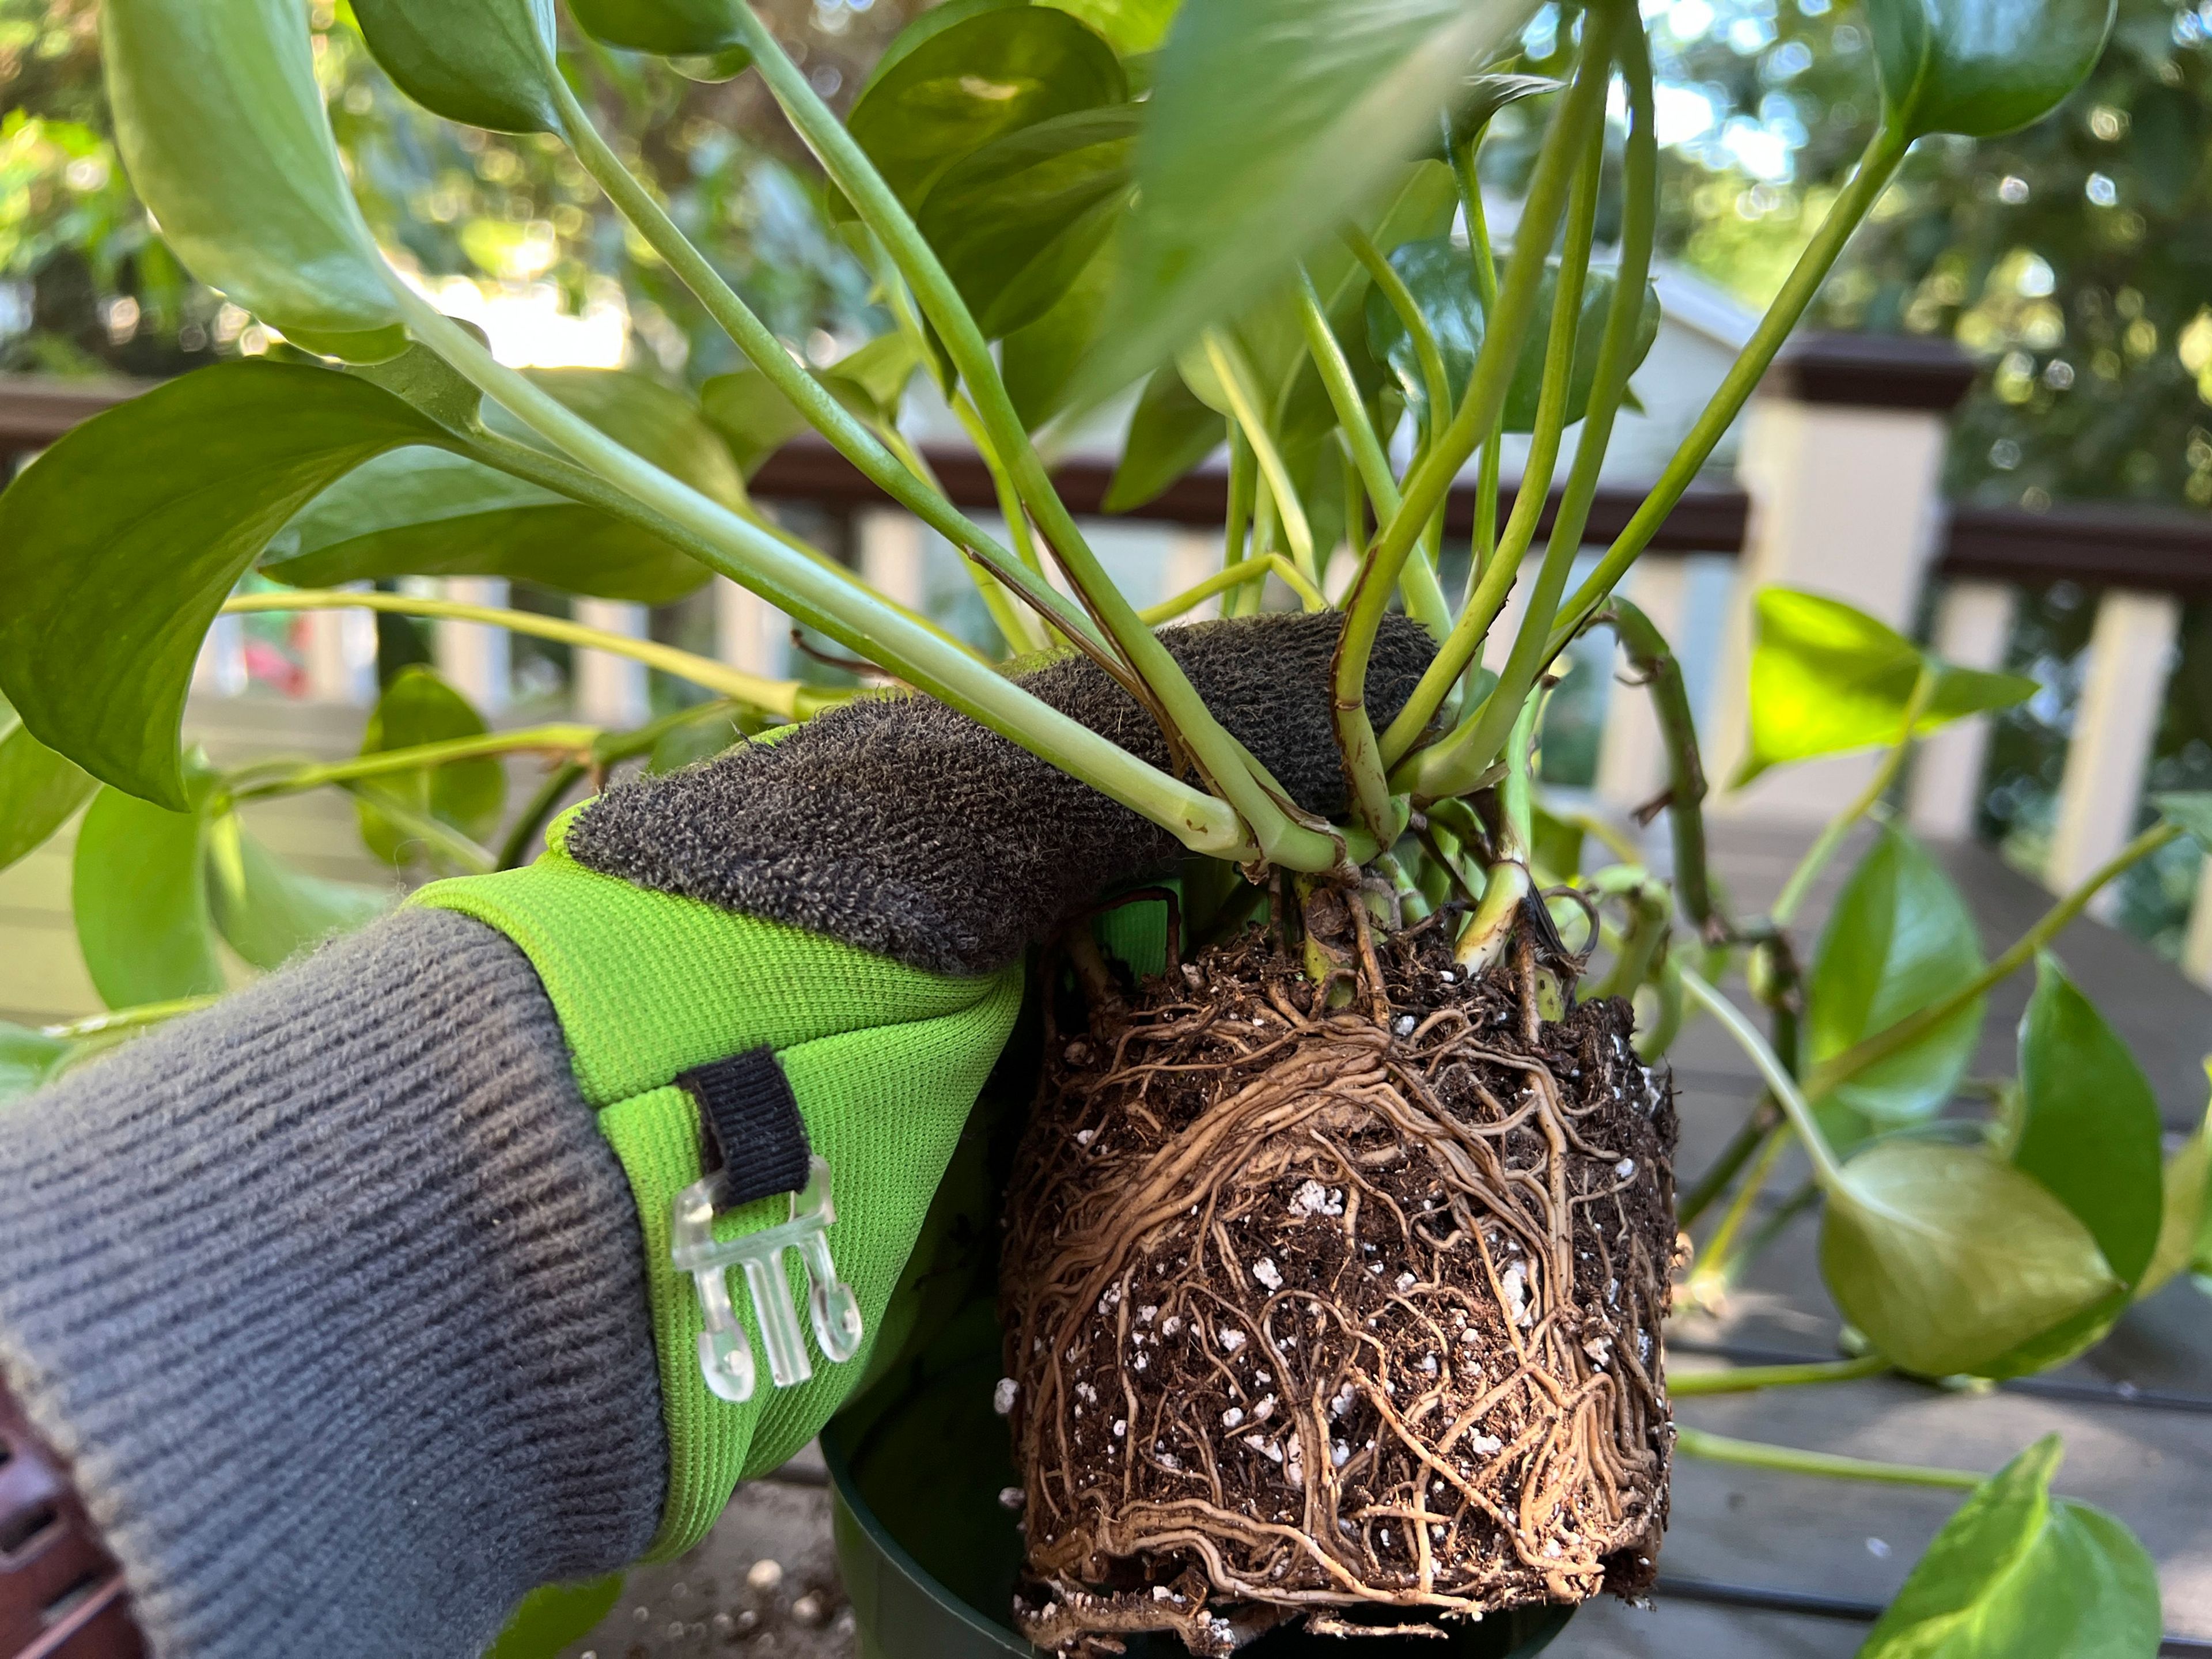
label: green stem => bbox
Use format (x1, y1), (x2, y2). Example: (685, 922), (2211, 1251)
(1675, 1427), (1984, 1491)
(222, 591), (828, 715)
(1677, 1099), (1779, 1228)
(1690, 1120), (1791, 1293)
(1612, 596), (1718, 933)
(541, 60), (1097, 657)
(1143, 555), (1325, 624)
(1394, 25), (1655, 793)
(227, 724), (600, 803)
(729, 6), (1334, 872)
(388, 284), (1251, 858)
(1224, 425), (1256, 576)
(1806, 819), (2184, 1098)
(1205, 330), (1316, 579)
(1296, 268), (1400, 518)
(1345, 225), (1451, 450)
(43, 995), (219, 1040)
(1450, 137), (1506, 595)
(1549, 121), (1913, 652)
(1680, 964), (1846, 1191)
(1455, 696), (1543, 971)
(1771, 666), (1937, 927)
(1668, 1353), (1889, 1397)
(1361, 5), (1620, 633)
(501, 759), (586, 869)
(342, 780), (496, 873)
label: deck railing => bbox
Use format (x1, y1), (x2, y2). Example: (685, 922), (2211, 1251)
(8, 342), (2212, 978)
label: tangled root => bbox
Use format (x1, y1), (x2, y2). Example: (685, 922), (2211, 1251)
(1000, 923), (1677, 1654)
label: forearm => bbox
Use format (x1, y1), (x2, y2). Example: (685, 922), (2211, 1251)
(0, 910), (665, 1659)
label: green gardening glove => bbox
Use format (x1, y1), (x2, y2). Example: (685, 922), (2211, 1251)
(417, 609), (1434, 1560)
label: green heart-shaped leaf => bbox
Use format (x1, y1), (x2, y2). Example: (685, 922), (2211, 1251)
(101, 0), (402, 357)
(1804, 823), (1984, 1145)
(1734, 589), (2037, 787)
(502, 368), (749, 510)
(1102, 365), (1221, 512)
(2153, 791), (2212, 851)
(0, 1022), (71, 1104)
(2012, 954), (2165, 1291)
(699, 368), (814, 478)
(353, 0), (559, 134)
(264, 450), (712, 604)
(0, 713), (94, 874)
(919, 104), (1140, 340)
(1860, 1435), (2161, 1659)
(1003, 227), (1123, 427)
(1364, 238), (1661, 441)
(1074, 0), (1536, 404)
(72, 784), (225, 1010)
(2141, 1082), (2212, 1297)
(1821, 1140), (2118, 1377)
(569, 0), (742, 54)
(0, 362), (452, 808)
(204, 813), (390, 972)
(1867, 0), (2117, 141)
(1041, 0), (1179, 54)
(847, 3), (1126, 213)
(354, 668), (507, 868)
(482, 1574), (626, 1659)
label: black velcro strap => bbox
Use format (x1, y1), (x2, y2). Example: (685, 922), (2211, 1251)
(676, 1048), (812, 1206)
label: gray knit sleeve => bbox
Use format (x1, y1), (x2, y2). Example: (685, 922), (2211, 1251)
(0, 908), (668, 1659)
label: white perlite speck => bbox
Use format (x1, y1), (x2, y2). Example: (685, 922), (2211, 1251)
(1615, 1157), (1636, 1179)
(1253, 1257), (1283, 1290)
(993, 1377), (1018, 1415)
(998, 1487), (1025, 1510)
(1222, 1406), (1245, 1427)
(1219, 1327), (1247, 1353)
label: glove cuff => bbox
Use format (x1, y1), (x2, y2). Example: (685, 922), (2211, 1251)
(414, 815), (1020, 1557)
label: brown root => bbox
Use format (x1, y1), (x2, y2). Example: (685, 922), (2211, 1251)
(1000, 920), (1677, 1653)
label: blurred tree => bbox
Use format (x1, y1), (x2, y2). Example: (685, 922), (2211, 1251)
(0, 0), (907, 382)
(1632, 0), (2212, 512)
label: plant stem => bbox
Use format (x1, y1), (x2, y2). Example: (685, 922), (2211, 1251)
(222, 590), (827, 714)
(1611, 597), (1719, 933)
(1393, 27), (1656, 794)
(729, 6), (1335, 872)
(1381, 105), (1610, 771)
(387, 285), (1252, 858)
(1456, 696), (1542, 971)
(1451, 135), (1505, 595)
(541, 59), (1096, 656)
(1296, 269), (1400, 518)
(1668, 1353), (1889, 1396)
(1805, 819), (2184, 1097)
(1359, 4), (1621, 630)
(43, 995), (220, 1040)
(226, 725), (600, 803)
(1677, 1099), (1779, 1228)
(1679, 965), (1846, 1192)
(501, 759), (586, 869)
(1675, 1427), (1984, 1490)
(1548, 122), (1912, 650)
(1689, 1121), (1791, 1298)
(1771, 666), (1936, 927)
(1205, 331), (1316, 579)
(1143, 555), (1325, 624)
(1345, 225), (1452, 451)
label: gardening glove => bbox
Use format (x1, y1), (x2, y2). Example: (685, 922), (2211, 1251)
(0, 611), (1433, 1659)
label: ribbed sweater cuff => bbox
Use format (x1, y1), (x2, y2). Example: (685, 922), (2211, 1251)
(0, 908), (667, 1659)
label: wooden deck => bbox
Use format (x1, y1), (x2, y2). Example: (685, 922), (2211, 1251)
(4, 715), (2206, 1657)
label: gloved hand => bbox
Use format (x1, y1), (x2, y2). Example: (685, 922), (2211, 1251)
(0, 611), (1431, 1659)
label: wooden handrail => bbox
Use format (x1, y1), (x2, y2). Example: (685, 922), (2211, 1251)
(4, 372), (2208, 594)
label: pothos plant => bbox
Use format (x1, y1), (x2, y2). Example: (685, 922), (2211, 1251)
(0, 0), (2200, 1653)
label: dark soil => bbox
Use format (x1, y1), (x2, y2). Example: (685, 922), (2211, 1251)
(999, 920), (1678, 1654)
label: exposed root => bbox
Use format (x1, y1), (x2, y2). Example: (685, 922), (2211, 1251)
(1001, 923), (1677, 1653)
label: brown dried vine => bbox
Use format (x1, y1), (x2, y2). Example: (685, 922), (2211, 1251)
(999, 910), (1677, 1655)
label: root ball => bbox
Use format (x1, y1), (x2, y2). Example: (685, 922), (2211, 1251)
(1001, 930), (1677, 1653)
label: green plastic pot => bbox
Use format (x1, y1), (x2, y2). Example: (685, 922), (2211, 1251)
(824, 1309), (1575, 1659)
